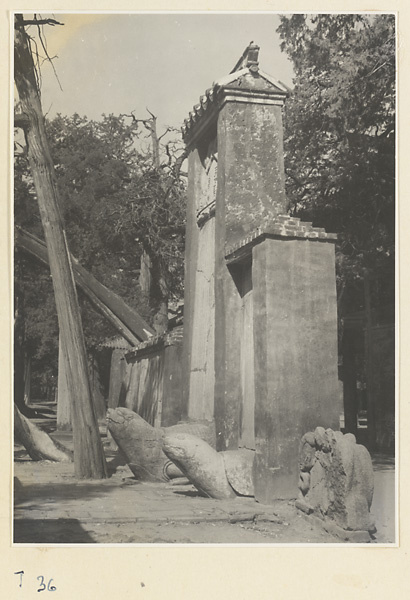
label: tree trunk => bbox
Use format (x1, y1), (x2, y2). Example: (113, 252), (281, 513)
(139, 246), (168, 334)
(57, 335), (72, 431)
(23, 356), (31, 406)
(138, 114), (170, 334)
(14, 255), (27, 414)
(14, 14), (106, 479)
(89, 353), (106, 421)
(148, 113), (160, 169)
(139, 249), (152, 300)
(151, 256), (169, 334)
(14, 404), (73, 462)
(364, 270), (376, 451)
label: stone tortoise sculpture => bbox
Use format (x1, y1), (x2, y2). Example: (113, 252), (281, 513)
(109, 408), (375, 532)
(106, 407), (217, 482)
(162, 432), (255, 499)
(106, 407), (255, 498)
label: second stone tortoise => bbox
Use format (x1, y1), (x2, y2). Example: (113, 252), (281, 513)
(162, 432), (255, 499)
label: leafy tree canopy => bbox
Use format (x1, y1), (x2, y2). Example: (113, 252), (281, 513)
(277, 14), (395, 319)
(15, 111), (187, 394)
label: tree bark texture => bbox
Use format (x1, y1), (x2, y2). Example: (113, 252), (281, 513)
(14, 14), (106, 478)
(14, 255), (27, 414)
(23, 356), (31, 406)
(57, 334), (72, 431)
(140, 116), (169, 334)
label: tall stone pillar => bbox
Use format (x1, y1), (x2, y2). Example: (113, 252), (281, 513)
(181, 137), (217, 423)
(182, 44), (340, 501)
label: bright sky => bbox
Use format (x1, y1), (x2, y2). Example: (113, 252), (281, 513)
(28, 12), (295, 132)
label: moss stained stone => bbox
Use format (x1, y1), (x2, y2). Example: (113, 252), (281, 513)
(297, 428), (375, 534)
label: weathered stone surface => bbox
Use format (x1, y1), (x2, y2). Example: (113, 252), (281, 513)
(295, 498), (314, 515)
(222, 449), (255, 496)
(107, 407), (172, 481)
(252, 237), (340, 503)
(314, 426), (331, 452)
(166, 420), (216, 449)
(187, 215), (215, 422)
(162, 434), (256, 498)
(219, 101), (288, 245)
(308, 461), (329, 512)
(296, 428), (375, 534)
(162, 433), (236, 499)
(106, 407), (216, 482)
(302, 431), (316, 447)
(299, 439), (317, 472)
(298, 472), (310, 496)
(182, 47), (340, 506)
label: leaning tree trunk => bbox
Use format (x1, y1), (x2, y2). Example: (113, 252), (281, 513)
(14, 14), (106, 479)
(14, 404), (73, 462)
(14, 254), (27, 414)
(16, 227), (154, 344)
(57, 335), (72, 431)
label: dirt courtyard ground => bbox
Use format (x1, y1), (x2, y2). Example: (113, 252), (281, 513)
(13, 409), (396, 545)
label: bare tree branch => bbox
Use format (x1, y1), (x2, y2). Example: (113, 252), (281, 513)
(15, 18), (64, 28)
(158, 126), (172, 143)
(34, 14), (63, 91)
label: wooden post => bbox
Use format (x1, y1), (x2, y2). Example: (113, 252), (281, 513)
(14, 15), (106, 478)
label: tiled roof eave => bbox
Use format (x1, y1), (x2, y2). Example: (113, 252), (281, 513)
(125, 325), (184, 362)
(182, 71), (288, 144)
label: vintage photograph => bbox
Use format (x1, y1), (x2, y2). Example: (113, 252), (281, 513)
(13, 11), (396, 544)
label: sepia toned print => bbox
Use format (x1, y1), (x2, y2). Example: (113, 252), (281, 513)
(13, 12), (395, 545)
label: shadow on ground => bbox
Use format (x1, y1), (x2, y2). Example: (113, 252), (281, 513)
(14, 518), (95, 543)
